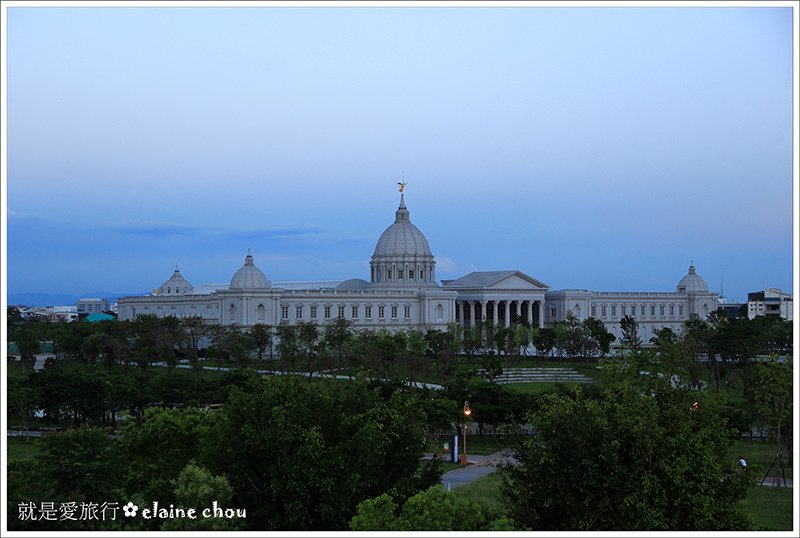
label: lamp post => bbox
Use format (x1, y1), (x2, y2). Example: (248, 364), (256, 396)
(460, 401), (471, 465)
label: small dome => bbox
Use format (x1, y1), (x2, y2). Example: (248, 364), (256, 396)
(336, 278), (369, 291)
(676, 262), (709, 293)
(158, 266), (193, 295)
(372, 194), (433, 259)
(230, 252), (271, 290)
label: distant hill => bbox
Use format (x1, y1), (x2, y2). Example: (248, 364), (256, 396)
(8, 291), (145, 307)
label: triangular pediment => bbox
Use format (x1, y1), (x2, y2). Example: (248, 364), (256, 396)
(443, 270), (549, 290)
(488, 272), (548, 290)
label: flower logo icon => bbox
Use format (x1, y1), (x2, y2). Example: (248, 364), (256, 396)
(122, 502), (138, 517)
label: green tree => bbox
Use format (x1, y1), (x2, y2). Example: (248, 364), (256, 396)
(619, 315), (642, 351)
(296, 320), (321, 378)
(8, 382), (37, 437)
(502, 384), (755, 531)
(350, 485), (513, 531)
(275, 323), (299, 371)
(425, 323), (462, 383)
(113, 407), (214, 506)
(583, 317), (615, 357)
(754, 356), (793, 456)
(37, 426), (118, 503)
(320, 318), (353, 373)
(200, 375), (428, 530)
(181, 316), (209, 374)
(160, 463), (239, 530)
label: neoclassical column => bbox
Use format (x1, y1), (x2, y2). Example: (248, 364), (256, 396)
(480, 300), (488, 323)
(504, 300), (511, 328)
(538, 301), (544, 328)
(455, 301), (461, 323)
(515, 300), (522, 321)
(492, 300), (499, 326)
(469, 301), (476, 327)
(527, 300), (534, 325)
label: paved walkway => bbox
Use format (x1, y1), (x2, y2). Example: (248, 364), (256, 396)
(424, 449), (794, 490)
(426, 449), (513, 490)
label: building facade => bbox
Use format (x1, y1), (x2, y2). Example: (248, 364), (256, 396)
(118, 191), (720, 346)
(77, 298), (109, 314)
(747, 288), (793, 321)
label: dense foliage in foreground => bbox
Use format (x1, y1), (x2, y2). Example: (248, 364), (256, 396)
(502, 380), (758, 531)
(7, 374), (440, 531)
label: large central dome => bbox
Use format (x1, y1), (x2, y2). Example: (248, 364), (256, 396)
(676, 262), (709, 294)
(230, 252), (271, 290)
(370, 193), (437, 287)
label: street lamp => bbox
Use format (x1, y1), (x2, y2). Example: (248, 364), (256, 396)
(460, 401), (471, 465)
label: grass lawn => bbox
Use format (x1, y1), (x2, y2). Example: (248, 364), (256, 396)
(427, 435), (510, 456)
(728, 439), (793, 479)
(451, 472), (506, 515)
(7, 437), (42, 462)
(450, 469), (794, 531)
(505, 381), (584, 395)
(739, 486), (793, 530)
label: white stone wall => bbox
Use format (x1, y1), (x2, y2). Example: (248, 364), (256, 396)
(545, 289), (718, 345)
(118, 287), (457, 331)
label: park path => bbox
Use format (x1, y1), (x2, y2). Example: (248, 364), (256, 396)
(423, 448), (794, 490)
(424, 449), (513, 491)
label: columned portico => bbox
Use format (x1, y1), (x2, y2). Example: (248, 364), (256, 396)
(442, 271), (550, 333)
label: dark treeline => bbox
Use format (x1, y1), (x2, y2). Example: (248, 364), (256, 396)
(6, 308), (792, 531)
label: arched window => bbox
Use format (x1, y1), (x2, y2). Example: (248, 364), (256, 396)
(229, 304), (236, 324)
(257, 304), (265, 321)
(436, 304), (444, 321)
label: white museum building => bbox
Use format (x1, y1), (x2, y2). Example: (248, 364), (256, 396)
(117, 191), (718, 345)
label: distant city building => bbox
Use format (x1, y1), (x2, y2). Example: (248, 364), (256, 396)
(717, 300), (747, 320)
(747, 288), (793, 321)
(44, 305), (79, 323)
(118, 189), (720, 347)
(77, 297), (109, 314)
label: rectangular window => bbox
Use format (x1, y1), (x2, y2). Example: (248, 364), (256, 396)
(352, 305), (358, 319)
(310, 305), (317, 319)
(669, 305), (674, 316)
(679, 305), (684, 316)
(659, 305), (665, 316)
(601, 306), (607, 317)
(591, 306), (596, 317)
(408, 270), (414, 280)
(378, 306), (385, 319)
(281, 305), (289, 319)
(391, 306), (398, 319)
(398, 271), (404, 280)
(651, 306), (655, 316)
(550, 307), (556, 318)
(295, 305), (302, 319)
(324, 306), (331, 319)
(611, 305), (616, 317)
(621, 305), (626, 316)
(641, 305), (645, 316)
(365, 305), (372, 319)
(404, 305), (411, 318)
(387, 270), (392, 280)
(338, 305), (345, 318)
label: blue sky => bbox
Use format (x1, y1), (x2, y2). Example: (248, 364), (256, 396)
(4, 4), (795, 302)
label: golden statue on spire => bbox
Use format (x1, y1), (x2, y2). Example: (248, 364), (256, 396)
(397, 181), (407, 193)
